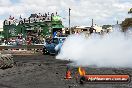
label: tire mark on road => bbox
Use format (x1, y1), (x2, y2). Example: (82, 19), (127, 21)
(0, 83), (17, 88)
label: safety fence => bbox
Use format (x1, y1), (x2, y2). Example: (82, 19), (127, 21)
(0, 45), (43, 51)
(0, 45), (43, 55)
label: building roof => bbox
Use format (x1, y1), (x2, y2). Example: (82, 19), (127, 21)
(75, 26), (91, 29)
(52, 25), (64, 28)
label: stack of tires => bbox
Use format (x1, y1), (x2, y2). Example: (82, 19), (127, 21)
(0, 54), (14, 69)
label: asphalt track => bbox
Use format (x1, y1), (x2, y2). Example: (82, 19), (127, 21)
(0, 55), (131, 88)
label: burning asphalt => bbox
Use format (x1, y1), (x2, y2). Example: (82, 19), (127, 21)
(0, 55), (131, 88)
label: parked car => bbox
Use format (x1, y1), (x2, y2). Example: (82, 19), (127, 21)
(43, 37), (66, 55)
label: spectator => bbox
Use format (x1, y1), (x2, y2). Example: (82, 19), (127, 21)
(22, 38), (25, 45)
(53, 31), (57, 38)
(43, 37), (45, 44)
(4, 39), (8, 45)
(16, 37), (19, 45)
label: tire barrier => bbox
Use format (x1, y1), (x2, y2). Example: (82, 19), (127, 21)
(0, 54), (14, 69)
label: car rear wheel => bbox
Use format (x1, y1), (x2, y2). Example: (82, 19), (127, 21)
(43, 47), (49, 55)
(55, 49), (60, 55)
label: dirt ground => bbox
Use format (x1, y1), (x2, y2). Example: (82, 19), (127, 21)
(0, 55), (131, 88)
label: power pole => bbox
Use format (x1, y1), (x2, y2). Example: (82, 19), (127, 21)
(92, 19), (93, 27)
(69, 8), (71, 34)
(117, 20), (119, 24)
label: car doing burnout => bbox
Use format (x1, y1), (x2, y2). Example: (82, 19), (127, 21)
(43, 37), (66, 55)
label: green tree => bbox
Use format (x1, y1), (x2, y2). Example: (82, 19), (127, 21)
(128, 8), (132, 14)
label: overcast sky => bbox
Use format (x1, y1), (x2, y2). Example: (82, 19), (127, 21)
(0, 0), (132, 28)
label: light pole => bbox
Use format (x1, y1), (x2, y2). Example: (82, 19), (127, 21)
(69, 8), (71, 34)
(92, 19), (93, 27)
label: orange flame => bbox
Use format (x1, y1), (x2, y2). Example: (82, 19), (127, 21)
(78, 67), (86, 76)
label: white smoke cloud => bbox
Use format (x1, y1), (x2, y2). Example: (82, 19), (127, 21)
(56, 26), (132, 68)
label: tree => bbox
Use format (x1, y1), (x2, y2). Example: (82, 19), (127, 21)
(128, 8), (132, 14)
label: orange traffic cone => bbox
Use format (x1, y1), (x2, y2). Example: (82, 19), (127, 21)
(65, 70), (72, 79)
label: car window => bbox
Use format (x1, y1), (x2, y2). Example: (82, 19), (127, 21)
(52, 38), (59, 44)
(59, 38), (65, 43)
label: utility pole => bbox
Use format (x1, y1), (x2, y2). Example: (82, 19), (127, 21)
(91, 19), (93, 27)
(117, 20), (119, 24)
(69, 8), (71, 34)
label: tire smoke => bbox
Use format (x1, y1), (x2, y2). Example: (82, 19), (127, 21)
(56, 26), (132, 68)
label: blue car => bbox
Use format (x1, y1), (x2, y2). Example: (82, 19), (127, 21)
(43, 37), (66, 55)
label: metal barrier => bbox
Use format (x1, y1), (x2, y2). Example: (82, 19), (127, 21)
(0, 45), (43, 51)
